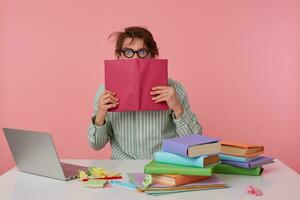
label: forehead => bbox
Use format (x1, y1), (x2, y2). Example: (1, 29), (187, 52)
(122, 37), (146, 49)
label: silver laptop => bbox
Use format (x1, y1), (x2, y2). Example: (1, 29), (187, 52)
(3, 128), (89, 181)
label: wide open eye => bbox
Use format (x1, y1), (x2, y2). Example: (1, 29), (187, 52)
(137, 48), (149, 58)
(122, 48), (134, 58)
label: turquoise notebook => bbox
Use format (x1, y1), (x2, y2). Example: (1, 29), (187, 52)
(154, 151), (220, 167)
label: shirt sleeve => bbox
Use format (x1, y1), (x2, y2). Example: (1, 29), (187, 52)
(87, 85), (112, 150)
(169, 80), (202, 137)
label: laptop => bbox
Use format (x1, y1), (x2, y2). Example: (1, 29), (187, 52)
(3, 128), (89, 181)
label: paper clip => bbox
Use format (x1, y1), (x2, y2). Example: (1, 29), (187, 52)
(110, 180), (136, 189)
(247, 185), (263, 196)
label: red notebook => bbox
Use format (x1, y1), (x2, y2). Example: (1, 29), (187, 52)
(104, 58), (168, 112)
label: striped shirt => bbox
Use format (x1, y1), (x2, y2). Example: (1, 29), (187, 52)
(87, 79), (202, 159)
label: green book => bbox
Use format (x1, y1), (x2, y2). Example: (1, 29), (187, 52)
(144, 160), (214, 176)
(214, 163), (263, 176)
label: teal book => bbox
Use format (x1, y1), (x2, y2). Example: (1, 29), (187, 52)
(154, 151), (220, 167)
(144, 160), (214, 176)
(214, 163), (263, 176)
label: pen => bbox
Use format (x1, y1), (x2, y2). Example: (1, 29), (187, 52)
(81, 176), (123, 182)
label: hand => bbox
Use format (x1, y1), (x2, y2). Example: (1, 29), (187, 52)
(150, 86), (184, 118)
(95, 90), (119, 126)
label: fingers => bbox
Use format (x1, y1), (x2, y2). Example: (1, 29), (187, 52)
(152, 93), (169, 101)
(151, 87), (170, 103)
(154, 96), (168, 103)
(101, 93), (118, 102)
(101, 90), (117, 98)
(100, 90), (117, 100)
(102, 103), (118, 109)
(100, 90), (118, 102)
(101, 97), (119, 105)
(150, 89), (168, 95)
(152, 86), (169, 90)
(98, 90), (119, 109)
(102, 90), (115, 96)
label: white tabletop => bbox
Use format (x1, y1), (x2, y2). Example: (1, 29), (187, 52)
(0, 159), (299, 200)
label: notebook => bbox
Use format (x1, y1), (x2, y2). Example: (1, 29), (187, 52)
(154, 151), (220, 167)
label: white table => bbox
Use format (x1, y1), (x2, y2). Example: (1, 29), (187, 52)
(0, 159), (299, 200)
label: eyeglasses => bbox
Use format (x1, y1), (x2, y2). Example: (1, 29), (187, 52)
(121, 48), (149, 58)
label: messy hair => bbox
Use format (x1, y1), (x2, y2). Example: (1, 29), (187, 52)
(109, 26), (159, 58)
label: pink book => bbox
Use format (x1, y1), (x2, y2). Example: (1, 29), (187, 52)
(104, 58), (168, 112)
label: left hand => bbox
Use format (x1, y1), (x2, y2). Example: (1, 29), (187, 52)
(150, 86), (184, 118)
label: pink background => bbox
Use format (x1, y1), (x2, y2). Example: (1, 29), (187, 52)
(1, 0), (299, 175)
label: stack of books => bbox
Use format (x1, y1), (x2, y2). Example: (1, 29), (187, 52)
(130, 135), (227, 195)
(214, 142), (274, 176)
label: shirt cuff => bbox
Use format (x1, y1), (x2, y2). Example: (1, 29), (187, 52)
(91, 116), (107, 132)
(172, 110), (187, 128)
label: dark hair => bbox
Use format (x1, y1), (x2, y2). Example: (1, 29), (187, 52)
(109, 26), (159, 58)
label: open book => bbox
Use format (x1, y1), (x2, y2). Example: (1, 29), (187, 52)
(105, 58), (168, 112)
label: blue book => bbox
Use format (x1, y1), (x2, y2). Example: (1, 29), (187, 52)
(220, 154), (260, 162)
(161, 135), (220, 157)
(154, 151), (220, 168)
(221, 156), (274, 169)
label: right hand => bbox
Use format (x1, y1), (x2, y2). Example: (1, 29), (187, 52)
(95, 90), (119, 126)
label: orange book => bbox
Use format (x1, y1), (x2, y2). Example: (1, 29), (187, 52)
(151, 174), (210, 187)
(221, 141), (264, 157)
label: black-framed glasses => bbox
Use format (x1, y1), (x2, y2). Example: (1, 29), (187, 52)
(121, 48), (149, 58)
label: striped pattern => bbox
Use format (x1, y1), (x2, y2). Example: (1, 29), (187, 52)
(88, 79), (202, 159)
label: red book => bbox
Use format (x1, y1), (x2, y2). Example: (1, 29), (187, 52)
(105, 58), (168, 112)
